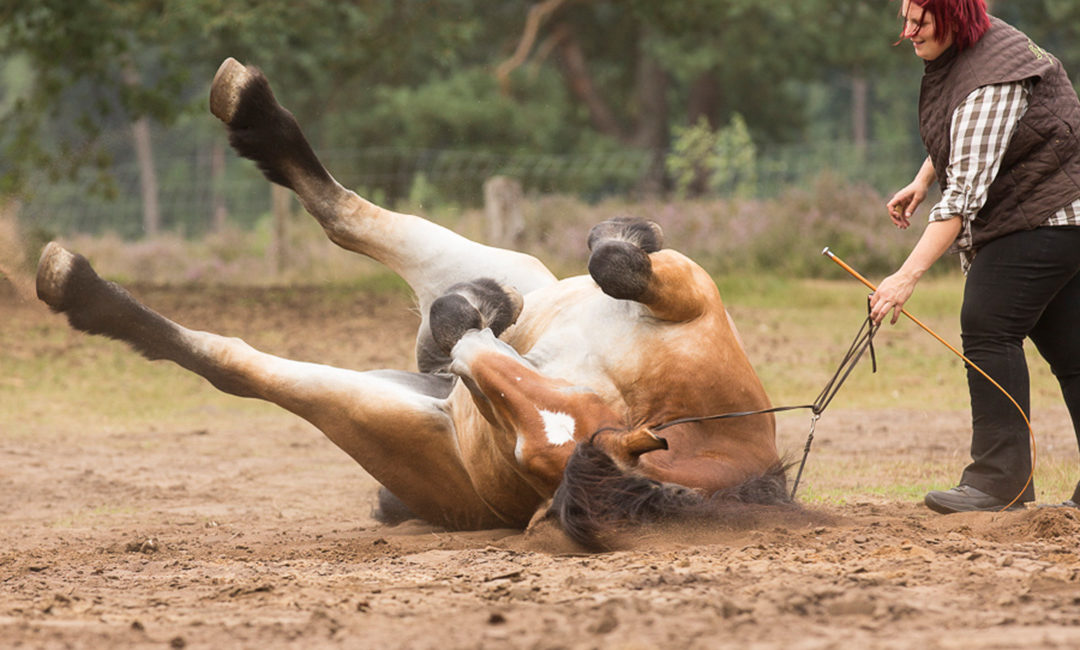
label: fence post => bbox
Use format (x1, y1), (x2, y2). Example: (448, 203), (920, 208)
(271, 184), (292, 274)
(483, 175), (524, 247)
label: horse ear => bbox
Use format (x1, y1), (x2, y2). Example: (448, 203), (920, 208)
(591, 427), (667, 466)
(623, 428), (668, 458)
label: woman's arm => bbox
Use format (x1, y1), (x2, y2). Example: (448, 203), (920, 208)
(869, 216), (962, 324)
(874, 82), (1030, 324)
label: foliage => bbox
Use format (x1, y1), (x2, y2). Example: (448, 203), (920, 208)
(666, 114), (757, 198)
(0, 1), (911, 199)
(666, 118), (717, 198)
(5, 0), (1078, 240)
(711, 114), (757, 198)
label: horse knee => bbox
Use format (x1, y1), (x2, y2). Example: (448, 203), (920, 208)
(428, 279), (523, 355)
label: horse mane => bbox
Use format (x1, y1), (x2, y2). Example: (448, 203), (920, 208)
(548, 439), (794, 551)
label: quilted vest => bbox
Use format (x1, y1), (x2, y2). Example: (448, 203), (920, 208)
(918, 16), (1080, 249)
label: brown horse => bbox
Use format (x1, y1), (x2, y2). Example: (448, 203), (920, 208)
(36, 58), (790, 549)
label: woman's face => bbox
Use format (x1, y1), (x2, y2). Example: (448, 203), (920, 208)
(901, 1), (955, 61)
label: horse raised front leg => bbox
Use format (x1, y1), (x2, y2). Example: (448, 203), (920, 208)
(587, 216), (719, 323)
(36, 243), (503, 530)
(208, 58), (556, 314)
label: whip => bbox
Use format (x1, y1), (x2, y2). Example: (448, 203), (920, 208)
(822, 247), (1035, 512)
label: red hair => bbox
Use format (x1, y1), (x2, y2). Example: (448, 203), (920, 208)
(901, 0), (991, 51)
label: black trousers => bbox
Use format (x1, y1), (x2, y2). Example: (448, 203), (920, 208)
(959, 226), (1080, 502)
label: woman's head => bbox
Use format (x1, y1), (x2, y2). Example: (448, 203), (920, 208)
(899, 0), (990, 60)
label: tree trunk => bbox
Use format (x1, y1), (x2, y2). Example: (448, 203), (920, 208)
(0, 196), (30, 297)
(851, 69), (869, 160)
(553, 23), (626, 141)
(123, 63), (161, 238)
(130, 116), (161, 237)
(687, 72), (721, 129)
(484, 176), (525, 247)
(630, 51), (669, 150)
(630, 50), (670, 195)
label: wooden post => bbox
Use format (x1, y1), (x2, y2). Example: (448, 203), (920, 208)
(271, 184), (292, 274)
(483, 176), (524, 247)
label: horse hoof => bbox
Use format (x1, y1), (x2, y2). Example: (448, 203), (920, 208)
(429, 278), (523, 353)
(588, 240), (651, 301)
(209, 57), (255, 124)
(36, 242), (77, 311)
(587, 217), (663, 253)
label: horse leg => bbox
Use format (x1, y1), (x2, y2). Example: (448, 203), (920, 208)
(208, 58), (556, 312)
(587, 216), (731, 324)
(36, 243), (503, 530)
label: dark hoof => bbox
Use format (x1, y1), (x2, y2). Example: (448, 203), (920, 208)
(587, 217), (663, 253)
(429, 279), (523, 353)
(588, 240), (651, 301)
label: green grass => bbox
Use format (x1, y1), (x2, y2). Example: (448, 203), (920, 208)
(716, 270), (1061, 412)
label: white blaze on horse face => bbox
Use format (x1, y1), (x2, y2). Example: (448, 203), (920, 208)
(539, 409), (576, 445)
(514, 408), (576, 464)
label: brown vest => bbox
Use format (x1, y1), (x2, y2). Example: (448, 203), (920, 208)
(919, 16), (1080, 249)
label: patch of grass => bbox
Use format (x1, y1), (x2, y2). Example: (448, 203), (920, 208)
(722, 272), (1061, 413)
(51, 504), (141, 528)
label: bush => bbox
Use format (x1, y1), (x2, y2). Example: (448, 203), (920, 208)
(520, 173), (928, 281)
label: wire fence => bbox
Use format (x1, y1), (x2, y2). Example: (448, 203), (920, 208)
(18, 134), (926, 239)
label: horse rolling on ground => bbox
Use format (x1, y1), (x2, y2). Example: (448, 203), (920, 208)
(35, 58), (793, 550)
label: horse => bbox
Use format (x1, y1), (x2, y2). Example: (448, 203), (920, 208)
(35, 58), (791, 549)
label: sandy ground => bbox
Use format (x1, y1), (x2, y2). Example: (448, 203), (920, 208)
(4, 281), (1080, 649)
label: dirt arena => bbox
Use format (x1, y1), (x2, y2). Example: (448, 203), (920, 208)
(4, 280), (1080, 649)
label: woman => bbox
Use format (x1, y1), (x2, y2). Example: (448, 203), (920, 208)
(872, 0), (1080, 513)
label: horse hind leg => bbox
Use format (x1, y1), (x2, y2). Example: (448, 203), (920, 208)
(37, 243), (503, 529)
(208, 58), (556, 311)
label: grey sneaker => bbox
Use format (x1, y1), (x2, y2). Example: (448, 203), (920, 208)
(924, 485), (1024, 514)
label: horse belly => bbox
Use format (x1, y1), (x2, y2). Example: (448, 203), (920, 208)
(525, 313), (648, 407)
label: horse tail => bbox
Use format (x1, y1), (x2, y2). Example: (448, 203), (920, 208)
(547, 440), (793, 551)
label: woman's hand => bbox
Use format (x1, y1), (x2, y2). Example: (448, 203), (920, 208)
(886, 181), (928, 229)
(869, 271), (918, 325)
(886, 156), (935, 229)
